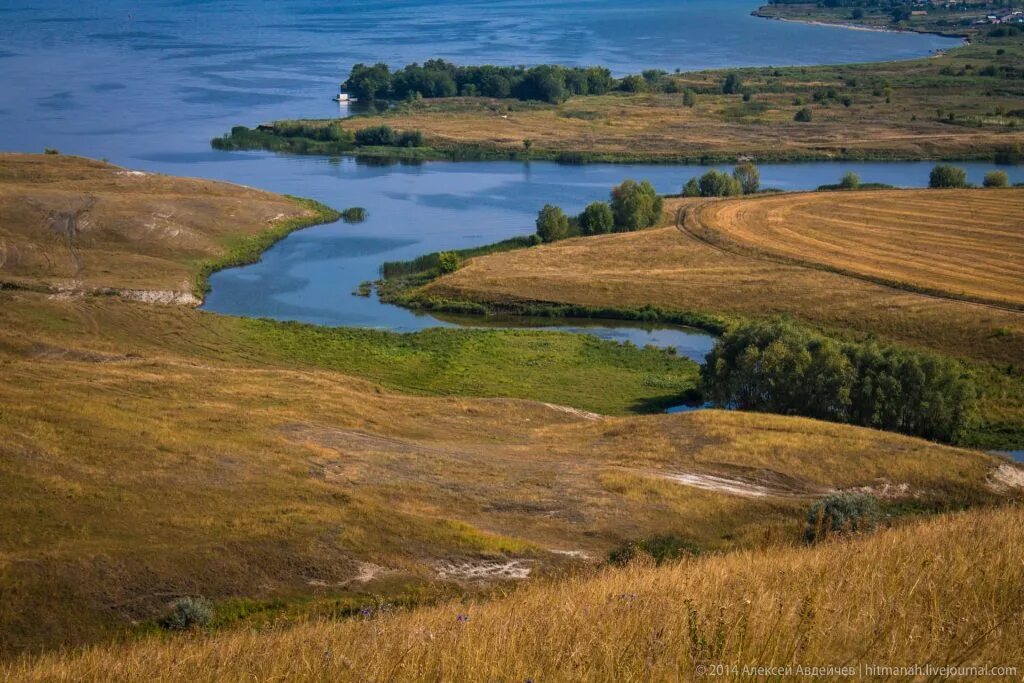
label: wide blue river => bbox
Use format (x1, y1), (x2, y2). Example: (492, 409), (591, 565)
(3, 1), (1017, 361)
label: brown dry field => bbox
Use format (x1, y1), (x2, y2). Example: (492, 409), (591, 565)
(425, 194), (1024, 365)
(695, 189), (1024, 308)
(1, 156), (1016, 655)
(8, 505), (1023, 682)
(0, 153), (312, 296)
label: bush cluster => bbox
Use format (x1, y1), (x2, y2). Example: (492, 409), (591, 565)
(702, 319), (978, 443)
(161, 597), (213, 631)
(805, 493), (881, 544)
(608, 535), (700, 566)
(682, 162), (760, 197)
(535, 179), (663, 243)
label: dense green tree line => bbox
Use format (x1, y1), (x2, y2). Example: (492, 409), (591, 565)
(341, 59), (760, 104)
(344, 60), (616, 104)
(702, 319), (978, 443)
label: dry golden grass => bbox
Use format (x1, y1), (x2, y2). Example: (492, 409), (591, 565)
(341, 87), (1024, 161)
(695, 189), (1024, 308)
(425, 193), (1024, 365)
(0, 153), (312, 295)
(4, 292), (1007, 654)
(1, 155), (1018, 661)
(7, 505), (1023, 682)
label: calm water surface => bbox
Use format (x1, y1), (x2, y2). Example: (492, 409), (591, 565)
(0, 1), (995, 357)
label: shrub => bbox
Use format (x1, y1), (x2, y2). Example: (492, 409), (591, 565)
(721, 72), (743, 95)
(355, 125), (397, 146)
(682, 89), (697, 108)
(794, 107), (813, 123)
(983, 170), (1010, 188)
(578, 201), (614, 235)
(162, 597), (213, 631)
(682, 178), (701, 197)
(697, 170), (742, 197)
(610, 179), (663, 232)
(929, 164), (968, 189)
(732, 161), (760, 195)
(43, 147), (60, 155)
(437, 251), (461, 274)
(536, 204), (570, 242)
(839, 171), (861, 190)
(805, 493), (880, 543)
(608, 535), (699, 566)
(341, 207), (367, 223)
(618, 75), (646, 93)
(396, 130), (425, 147)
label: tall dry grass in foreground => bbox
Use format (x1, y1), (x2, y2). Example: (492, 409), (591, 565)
(7, 506), (1023, 682)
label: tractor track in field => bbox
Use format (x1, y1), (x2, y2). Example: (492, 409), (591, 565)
(674, 203), (1024, 316)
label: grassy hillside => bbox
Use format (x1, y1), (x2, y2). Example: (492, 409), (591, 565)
(216, 32), (1024, 163)
(1, 156), (1017, 656)
(7, 505), (1023, 681)
(0, 153), (338, 299)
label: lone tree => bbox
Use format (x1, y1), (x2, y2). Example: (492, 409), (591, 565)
(929, 164), (968, 189)
(579, 201), (614, 235)
(794, 107), (813, 123)
(839, 171), (861, 190)
(733, 161), (760, 195)
(536, 204), (570, 242)
(983, 170), (1010, 188)
(721, 72), (743, 95)
(610, 179), (663, 232)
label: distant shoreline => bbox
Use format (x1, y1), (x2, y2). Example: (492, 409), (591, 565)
(750, 9), (969, 43)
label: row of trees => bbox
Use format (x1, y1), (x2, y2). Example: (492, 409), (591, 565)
(345, 61), (616, 104)
(536, 179), (664, 242)
(344, 61), (766, 105)
(702, 319), (978, 443)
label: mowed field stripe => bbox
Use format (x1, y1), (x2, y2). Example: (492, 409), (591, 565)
(698, 189), (1024, 308)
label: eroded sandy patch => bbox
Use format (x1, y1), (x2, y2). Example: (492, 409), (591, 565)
(435, 559), (533, 581)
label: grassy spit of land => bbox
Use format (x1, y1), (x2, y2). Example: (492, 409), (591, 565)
(213, 19), (1024, 163)
(7, 154), (1016, 657)
(0, 154), (341, 301)
(7, 505), (1024, 681)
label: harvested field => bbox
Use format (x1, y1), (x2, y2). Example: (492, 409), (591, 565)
(694, 189), (1024, 309)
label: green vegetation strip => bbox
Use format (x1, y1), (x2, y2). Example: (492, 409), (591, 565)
(234, 319), (701, 415)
